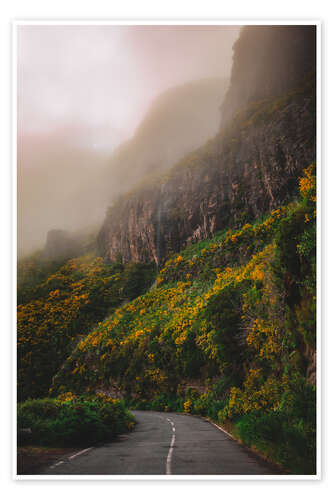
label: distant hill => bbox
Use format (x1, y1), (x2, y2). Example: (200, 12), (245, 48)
(100, 78), (228, 203)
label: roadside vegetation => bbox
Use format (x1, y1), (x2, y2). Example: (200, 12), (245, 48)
(47, 164), (316, 474)
(17, 165), (315, 474)
(18, 392), (135, 447)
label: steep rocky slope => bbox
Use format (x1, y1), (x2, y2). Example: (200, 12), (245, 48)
(97, 26), (316, 266)
(98, 85), (315, 265)
(220, 25), (316, 128)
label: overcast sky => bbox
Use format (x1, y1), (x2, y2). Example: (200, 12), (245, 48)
(18, 25), (240, 152)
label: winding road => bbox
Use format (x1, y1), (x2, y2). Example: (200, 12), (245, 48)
(43, 411), (281, 476)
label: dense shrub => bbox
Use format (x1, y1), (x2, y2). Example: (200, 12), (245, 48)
(17, 252), (67, 305)
(17, 255), (156, 401)
(234, 406), (316, 474)
(17, 393), (135, 447)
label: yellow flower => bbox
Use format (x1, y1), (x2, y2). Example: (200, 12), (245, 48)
(184, 400), (192, 413)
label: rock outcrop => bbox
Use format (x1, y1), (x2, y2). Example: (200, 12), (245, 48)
(220, 25), (316, 128)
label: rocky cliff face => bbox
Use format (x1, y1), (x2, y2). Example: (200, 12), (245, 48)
(220, 25), (316, 128)
(97, 26), (316, 266)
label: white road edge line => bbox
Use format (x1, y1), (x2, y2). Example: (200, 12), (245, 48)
(49, 447), (93, 469)
(49, 460), (65, 469)
(166, 418), (176, 475)
(68, 447), (93, 460)
(206, 418), (236, 440)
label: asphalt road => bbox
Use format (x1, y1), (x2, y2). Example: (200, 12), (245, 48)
(43, 410), (281, 476)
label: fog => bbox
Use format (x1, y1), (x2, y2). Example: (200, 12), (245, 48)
(17, 25), (240, 257)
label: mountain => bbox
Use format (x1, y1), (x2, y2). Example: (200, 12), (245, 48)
(97, 26), (316, 266)
(99, 78), (228, 203)
(18, 78), (228, 257)
(220, 25), (316, 128)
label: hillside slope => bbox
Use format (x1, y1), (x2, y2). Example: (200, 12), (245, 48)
(53, 165), (316, 473)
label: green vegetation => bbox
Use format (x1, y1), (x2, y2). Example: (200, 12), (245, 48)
(17, 254), (156, 401)
(227, 76), (315, 134)
(17, 164), (316, 473)
(17, 251), (68, 305)
(48, 165), (316, 474)
(18, 393), (135, 447)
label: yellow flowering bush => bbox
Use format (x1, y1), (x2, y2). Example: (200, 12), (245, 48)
(184, 400), (192, 413)
(17, 254), (156, 401)
(299, 164), (316, 199)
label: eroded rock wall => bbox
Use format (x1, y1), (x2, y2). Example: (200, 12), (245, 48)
(98, 86), (315, 265)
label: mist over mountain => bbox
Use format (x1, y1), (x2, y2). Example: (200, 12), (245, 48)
(18, 77), (228, 257)
(18, 24), (240, 258)
(100, 77), (228, 204)
(17, 126), (110, 257)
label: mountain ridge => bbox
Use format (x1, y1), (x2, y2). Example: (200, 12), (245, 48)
(97, 26), (316, 267)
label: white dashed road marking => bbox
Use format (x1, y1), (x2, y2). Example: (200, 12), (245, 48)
(166, 417), (176, 475)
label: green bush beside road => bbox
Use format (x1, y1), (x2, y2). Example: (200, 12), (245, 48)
(18, 393), (135, 447)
